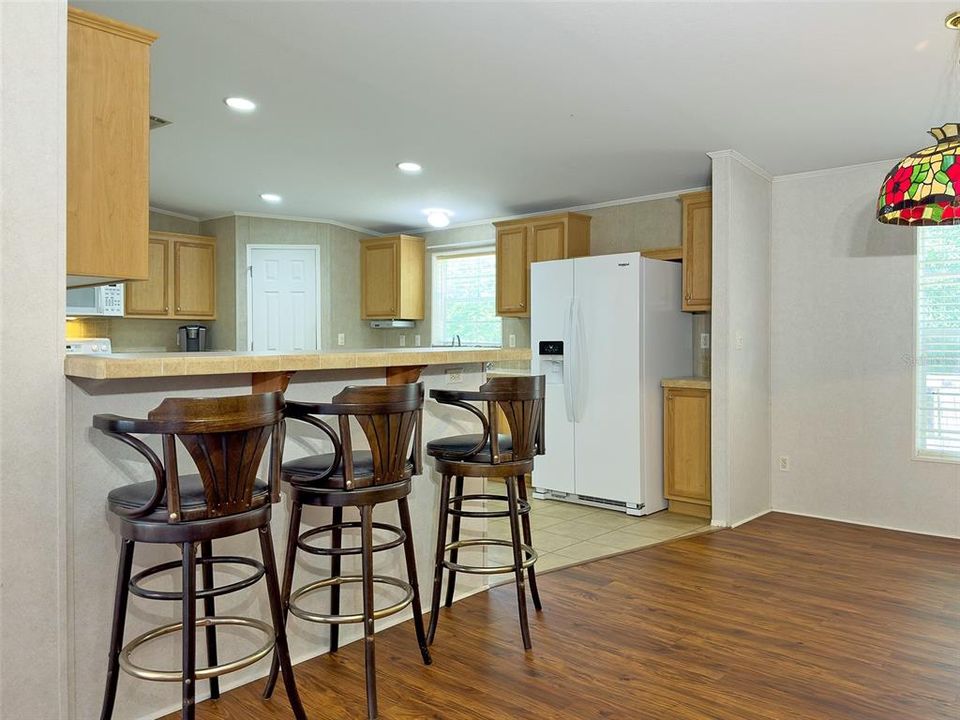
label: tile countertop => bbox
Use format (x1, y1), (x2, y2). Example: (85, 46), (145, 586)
(661, 376), (711, 390)
(65, 347), (533, 381)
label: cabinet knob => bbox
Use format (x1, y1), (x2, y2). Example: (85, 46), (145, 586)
(164, 306), (169, 312)
(177, 306), (181, 312)
(684, 292), (691, 301)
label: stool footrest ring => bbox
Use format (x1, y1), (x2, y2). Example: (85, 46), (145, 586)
(288, 575), (414, 625)
(446, 493), (531, 519)
(442, 538), (538, 575)
(129, 556), (265, 601)
(297, 521), (406, 557)
(119, 616), (274, 682)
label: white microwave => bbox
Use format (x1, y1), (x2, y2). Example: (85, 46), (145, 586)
(66, 283), (124, 316)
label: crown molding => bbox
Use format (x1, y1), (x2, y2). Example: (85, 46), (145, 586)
(707, 149), (773, 182)
(199, 211), (383, 236)
(149, 206), (201, 222)
(404, 185), (712, 235)
(771, 157), (900, 183)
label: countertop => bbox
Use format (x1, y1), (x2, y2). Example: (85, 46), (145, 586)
(661, 376), (711, 390)
(65, 347), (532, 380)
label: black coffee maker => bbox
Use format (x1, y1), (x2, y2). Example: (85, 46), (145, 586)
(177, 325), (208, 352)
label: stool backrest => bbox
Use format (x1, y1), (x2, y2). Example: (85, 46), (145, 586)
(482, 375), (546, 462)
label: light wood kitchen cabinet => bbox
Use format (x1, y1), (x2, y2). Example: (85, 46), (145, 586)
(679, 191), (712, 312)
(67, 8), (157, 286)
(360, 235), (425, 320)
(663, 383), (711, 518)
(493, 212), (591, 317)
(124, 232), (216, 320)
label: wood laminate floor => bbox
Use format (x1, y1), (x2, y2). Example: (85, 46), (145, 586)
(164, 513), (959, 720)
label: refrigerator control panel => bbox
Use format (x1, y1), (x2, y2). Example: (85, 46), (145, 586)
(538, 340), (563, 356)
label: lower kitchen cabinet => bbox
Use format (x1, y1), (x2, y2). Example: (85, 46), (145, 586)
(124, 232), (216, 320)
(662, 381), (711, 518)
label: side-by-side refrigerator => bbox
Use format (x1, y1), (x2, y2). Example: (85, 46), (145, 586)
(531, 253), (692, 515)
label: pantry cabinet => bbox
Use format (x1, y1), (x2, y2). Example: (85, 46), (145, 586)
(360, 235), (425, 320)
(124, 232), (216, 320)
(679, 191), (712, 312)
(67, 8), (157, 286)
(493, 212), (591, 317)
(662, 383), (711, 518)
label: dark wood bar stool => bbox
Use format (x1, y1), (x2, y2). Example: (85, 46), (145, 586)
(93, 391), (305, 720)
(426, 375), (546, 650)
(262, 383), (432, 720)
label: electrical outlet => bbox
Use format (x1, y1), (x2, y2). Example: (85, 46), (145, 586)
(509, 334), (516, 348)
(399, 335), (406, 347)
(777, 456), (791, 472)
(414, 334), (421, 347)
(735, 332), (745, 350)
(337, 333), (345, 346)
(700, 332), (710, 350)
(446, 368), (463, 384)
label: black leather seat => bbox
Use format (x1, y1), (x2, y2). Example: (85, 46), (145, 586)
(426, 433), (513, 463)
(283, 451), (414, 490)
(108, 474), (269, 521)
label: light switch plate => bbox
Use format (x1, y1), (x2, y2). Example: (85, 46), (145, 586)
(414, 334), (421, 347)
(777, 456), (790, 472)
(399, 335), (406, 347)
(509, 334), (516, 348)
(700, 333), (710, 350)
(446, 368), (463, 384)
(337, 333), (345, 346)
(735, 332), (744, 350)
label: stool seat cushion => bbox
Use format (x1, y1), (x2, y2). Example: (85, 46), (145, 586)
(108, 474), (269, 519)
(426, 433), (513, 463)
(282, 450), (414, 489)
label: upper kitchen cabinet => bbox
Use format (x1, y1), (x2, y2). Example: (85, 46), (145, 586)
(494, 212), (591, 317)
(679, 191), (712, 312)
(360, 235), (425, 320)
(124, 232), (216, 320)
(66, 8), (157, 287)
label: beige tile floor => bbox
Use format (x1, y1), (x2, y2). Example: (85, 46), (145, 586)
(475, 491), (712, 573)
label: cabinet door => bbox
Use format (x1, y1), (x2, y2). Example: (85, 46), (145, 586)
(361, 239), (399, 318)
(66, 10), (155, 281)
(173, 240), (216, 318)
(530, 220), (566, 263)
(682, 194), (712, 311)
(496, 225), (529, 316)
(663, 387), (711, 503)
(124, 238), (169, 316)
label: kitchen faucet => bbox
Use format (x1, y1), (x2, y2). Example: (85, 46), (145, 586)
(454, 334), (461, 347)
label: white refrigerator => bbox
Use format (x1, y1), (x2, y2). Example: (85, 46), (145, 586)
(531, 253), (692, 515)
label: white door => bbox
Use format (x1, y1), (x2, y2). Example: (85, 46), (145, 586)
(249, 246), (319, 352)
(572, 254), (643, 507)
(530, 259), (576, 494)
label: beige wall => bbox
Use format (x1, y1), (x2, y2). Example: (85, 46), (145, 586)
(210, 215), (381, 351)
(0, 2), (69, 717)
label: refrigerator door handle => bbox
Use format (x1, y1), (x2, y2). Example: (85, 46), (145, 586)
(571, 296), (586, 423)
(563, 297), (576, 422)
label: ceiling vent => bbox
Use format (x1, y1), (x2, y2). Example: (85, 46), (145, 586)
(149, 115), (172, 130)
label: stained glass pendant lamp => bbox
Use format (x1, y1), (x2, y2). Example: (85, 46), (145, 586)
(877, 11), (960, 225)
(877, 123), (960, 225)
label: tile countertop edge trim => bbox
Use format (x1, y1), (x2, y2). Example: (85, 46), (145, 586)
(661, 377), (712, 390)
(64, 348), (533, 380)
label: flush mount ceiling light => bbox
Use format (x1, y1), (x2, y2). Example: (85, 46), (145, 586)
(424, 208), (453, 228)
(259, 193), (282, 203)
(224, 97), (257, 112)
(877, 14), (960, 225)
(397, 161), (423, 174)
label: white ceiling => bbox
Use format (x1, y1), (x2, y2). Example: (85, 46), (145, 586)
(79, 1), (960, 233)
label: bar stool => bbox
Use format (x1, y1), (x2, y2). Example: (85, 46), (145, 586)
(93, 391), (305, 720)
(262, 383), (432, 720)
(426, 375), (546, 650)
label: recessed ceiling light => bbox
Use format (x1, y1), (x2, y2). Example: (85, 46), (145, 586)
(397, 162), (423, 174)
(260, 193), (282, 203)
(224, 97), (257, 112)
(424, 208), (453, 228)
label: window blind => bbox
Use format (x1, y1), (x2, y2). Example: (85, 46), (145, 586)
(916, 225), (960, 461)
(432, 250), (501, 347)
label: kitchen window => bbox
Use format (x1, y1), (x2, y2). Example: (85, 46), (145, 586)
(915, 225), (960, 462)
(432, 248), (501, 346)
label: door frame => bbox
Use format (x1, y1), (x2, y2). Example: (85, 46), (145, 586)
(246, 244), (322, 352)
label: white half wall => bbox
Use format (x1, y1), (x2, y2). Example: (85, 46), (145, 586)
(0, 1), (69, 717)
(771, 161), (960, 538)
(709, 151), (773, 527)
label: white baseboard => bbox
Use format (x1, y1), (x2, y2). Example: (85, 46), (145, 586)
(774, 509), (960, 539)
(730, 508), (772, 528)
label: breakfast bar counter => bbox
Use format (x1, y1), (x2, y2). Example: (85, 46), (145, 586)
(64, 350), (527, 718)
